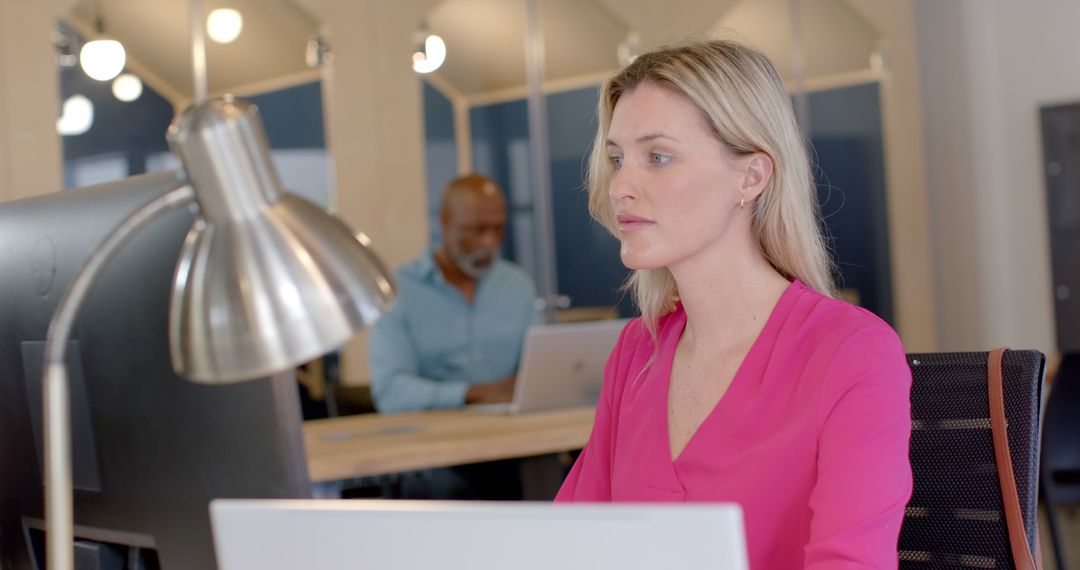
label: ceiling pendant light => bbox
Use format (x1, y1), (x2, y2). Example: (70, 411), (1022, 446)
(207, 8), (243, 44)
(112, 73), (143, 102)
(56, 95), (94, 136)
(412, 25), (446, 74)
(80, 0), (126, 81)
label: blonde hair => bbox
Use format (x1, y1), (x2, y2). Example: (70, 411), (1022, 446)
(588, 39), (835, 336)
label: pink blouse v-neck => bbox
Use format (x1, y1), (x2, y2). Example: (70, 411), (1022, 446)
(556, 280), (913, 569)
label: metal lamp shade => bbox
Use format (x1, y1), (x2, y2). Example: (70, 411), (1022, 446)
(166, 96), (395, 383)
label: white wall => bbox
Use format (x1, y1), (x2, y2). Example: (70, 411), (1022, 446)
(916, 0), (1065, 354)
(296, 0), (440, 385)
(0, 0), (65, 203)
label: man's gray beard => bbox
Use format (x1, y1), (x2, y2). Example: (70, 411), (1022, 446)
(448, 246), (498, 279)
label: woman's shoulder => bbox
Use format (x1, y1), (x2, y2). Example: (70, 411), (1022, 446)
(786, 282), (909, 397)
(612, 306), (685, 352)
(789, 281), (902, 350)
(610, 315), (651, 356)
(601, 310), (681, 383)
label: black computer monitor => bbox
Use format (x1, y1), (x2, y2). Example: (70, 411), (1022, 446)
(0, 172), (311, 569)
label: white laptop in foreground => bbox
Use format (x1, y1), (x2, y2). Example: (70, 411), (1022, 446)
(210, 499), (748, 570)
(472, 318), (629, 414)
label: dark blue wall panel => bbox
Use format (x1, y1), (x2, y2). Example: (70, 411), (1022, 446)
(422, 81), (459, 244)
(247, 82), (326, 149)
(468, 97), (530, 262)
(546, 87), (631, 315)
(806, 82), (893, 324)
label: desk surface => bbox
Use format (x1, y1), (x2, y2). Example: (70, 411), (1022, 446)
(303, 406), (595, 483)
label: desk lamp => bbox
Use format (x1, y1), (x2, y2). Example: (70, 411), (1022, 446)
(42, 96), (396, 569)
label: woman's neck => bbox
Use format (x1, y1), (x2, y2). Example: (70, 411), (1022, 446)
(669, 230), (790, 351)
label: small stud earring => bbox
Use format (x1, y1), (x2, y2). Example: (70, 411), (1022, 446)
(739, 196), (746, 209)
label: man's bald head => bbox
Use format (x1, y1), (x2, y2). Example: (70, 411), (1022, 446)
(439, 174), (507, 221)
(438, 174), (508, 280)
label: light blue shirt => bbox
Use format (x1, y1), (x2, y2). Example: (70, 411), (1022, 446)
(369, 250), (538, 413)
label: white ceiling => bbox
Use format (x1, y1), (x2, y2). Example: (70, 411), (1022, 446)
(65, 0), (318, 103)
(60, 0), (881, 104)
(715, 0), (880, 79)
(409, 0), (882, 98)
(425, 0), (628, 97)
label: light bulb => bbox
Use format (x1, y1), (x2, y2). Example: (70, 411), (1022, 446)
(412, 34), (446, 74)
(80, 39), (126, 81)
(56, 95), (94, 136)
(112, 73), (143, 102)
(207, 8), (243, 44)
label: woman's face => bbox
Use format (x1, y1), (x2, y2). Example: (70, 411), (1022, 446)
(605, 82), (756, 272)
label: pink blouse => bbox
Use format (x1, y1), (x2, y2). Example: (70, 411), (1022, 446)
(556, 280), (912, 569)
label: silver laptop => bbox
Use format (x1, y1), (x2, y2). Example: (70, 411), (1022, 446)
(472, 318), (628, 414)
(210, 499), (748, 570)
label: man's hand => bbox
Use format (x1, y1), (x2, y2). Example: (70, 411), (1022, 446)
(465, 375), (516, 404)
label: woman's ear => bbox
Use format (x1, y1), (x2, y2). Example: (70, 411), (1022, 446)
(741, 152), (774, 200)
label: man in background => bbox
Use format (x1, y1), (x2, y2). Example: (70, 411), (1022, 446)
(370, 173), (537, 413)
(368, 174), (537, 499)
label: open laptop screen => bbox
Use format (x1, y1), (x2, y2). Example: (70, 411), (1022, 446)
(211, 499), (748, 570)
(510, 318), (629, 413)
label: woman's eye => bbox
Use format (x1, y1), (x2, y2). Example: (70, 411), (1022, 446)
(650, 153), (671, 165)
(609, 155), (623, 169)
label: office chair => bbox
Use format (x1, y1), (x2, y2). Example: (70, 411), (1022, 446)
(900, 350), (1045, 569)
(1041, 353), (1080, 570)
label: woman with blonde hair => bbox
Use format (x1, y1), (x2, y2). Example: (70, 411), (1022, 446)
(555, 39), (912, 568)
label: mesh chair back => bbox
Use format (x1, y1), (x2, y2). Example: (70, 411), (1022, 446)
(1042, 354), (1080, 502)
(899, 350), (1045, 569)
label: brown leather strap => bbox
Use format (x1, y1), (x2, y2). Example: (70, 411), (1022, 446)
(987, 348), (1039, 570)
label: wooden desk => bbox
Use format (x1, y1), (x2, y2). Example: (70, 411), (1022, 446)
(303, 406), (595, 488)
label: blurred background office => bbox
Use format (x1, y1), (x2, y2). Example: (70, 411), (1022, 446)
(1, 0), (1079, 565)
